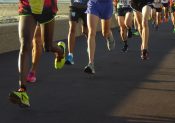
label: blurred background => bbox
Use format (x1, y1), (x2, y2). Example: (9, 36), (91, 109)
(0, 0), (70, 24)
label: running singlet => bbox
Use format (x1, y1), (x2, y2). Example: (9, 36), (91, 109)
(70, 0), (89, 8)
(118, 0), (131, 7)
(19, 0), (58, 14)
(29, 0), (44, 14)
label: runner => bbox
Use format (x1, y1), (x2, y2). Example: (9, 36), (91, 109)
(26, 25), (42, 83)
(84, 0), (115, 74)
(170, 0), (175, 32)
(65, 0), (89, 65)
(151, 0), (163, 31)
(9, 0), (66, 107)
(161, 0), (170, 22)
(114, 0), (133, 52)
(131, 0), (153, 60)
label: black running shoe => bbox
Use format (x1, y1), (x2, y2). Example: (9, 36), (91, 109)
(141, 49), (149, 60)
(121, 44), (128, 53)
(84, 63), (95, 74)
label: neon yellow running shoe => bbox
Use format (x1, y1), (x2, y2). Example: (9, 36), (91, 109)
(55, 41), (66, 69)
(9, 91), (30, 108)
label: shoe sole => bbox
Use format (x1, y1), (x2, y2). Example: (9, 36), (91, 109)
(9, 92), (30, 108)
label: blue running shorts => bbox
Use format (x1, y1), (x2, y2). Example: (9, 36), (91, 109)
(86, 0), (113, 20)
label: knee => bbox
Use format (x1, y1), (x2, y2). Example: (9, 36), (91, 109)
(88, 30), (96, 38)
(142, 19), (148, 28)
(19, 38), (32, 54)
(69, 26), (76, 35)
(120, 26), (125, 35)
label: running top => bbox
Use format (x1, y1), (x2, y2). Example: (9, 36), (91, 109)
(19, 0), (58, 14)
(70, 0), (89, 8)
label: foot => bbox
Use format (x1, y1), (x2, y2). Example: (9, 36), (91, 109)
(27, 71), (36, 83)
(121, 44), (128, 53)
(141, 49), (149, 60)
(9, 90), (30, 108)
(65, 54), (74, 65)
(55, 41), (66, 69)
(107, 36), (115, 51)
(84, 63), (95, 74)
(127, 28), (132, 38)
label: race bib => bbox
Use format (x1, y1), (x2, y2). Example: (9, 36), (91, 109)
(29, 0), (44, 14)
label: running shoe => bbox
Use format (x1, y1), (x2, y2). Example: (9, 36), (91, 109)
(106, 36), (115, 51)
(65, 54), (74, 65)
(27, 71), (36, 83)
(132, 30), (140, 36)
(9, 91), (30, 108)
(127, 28), (132, 38)
(55, 41), (66, 69)
(141, 49), (149, 60)
(121, 44), (128, 53)
(84, 63), (95, 74)
(173, 28), (175, 33)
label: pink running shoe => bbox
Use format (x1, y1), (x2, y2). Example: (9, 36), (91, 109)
(26, 71), (36, 83)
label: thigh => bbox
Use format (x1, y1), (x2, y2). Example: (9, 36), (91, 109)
(142, 5), (152, 20)
(87, 13), (99, 34)
(134, 11), (142, 26)
(118, 16), (125, 27)
(40, 19), (55, 49)
(19, 15), (37, 46)
(101, 18), (111, 33)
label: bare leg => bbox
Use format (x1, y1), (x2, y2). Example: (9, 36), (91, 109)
(67, 21), (77, 54)
(18, 15), (37, 88)
(31, 26), (43, 73)
(87, 14), (99, 64)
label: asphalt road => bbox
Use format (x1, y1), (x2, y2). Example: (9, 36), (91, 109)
(0, 22), (175, 123)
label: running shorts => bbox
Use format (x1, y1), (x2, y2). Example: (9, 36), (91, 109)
(86, 0), (113, 19)
(116, 7), (133, 16)
(131, 0), (154, 12)
(18, 0), (58, 23)
(69, 6), (87, 27)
